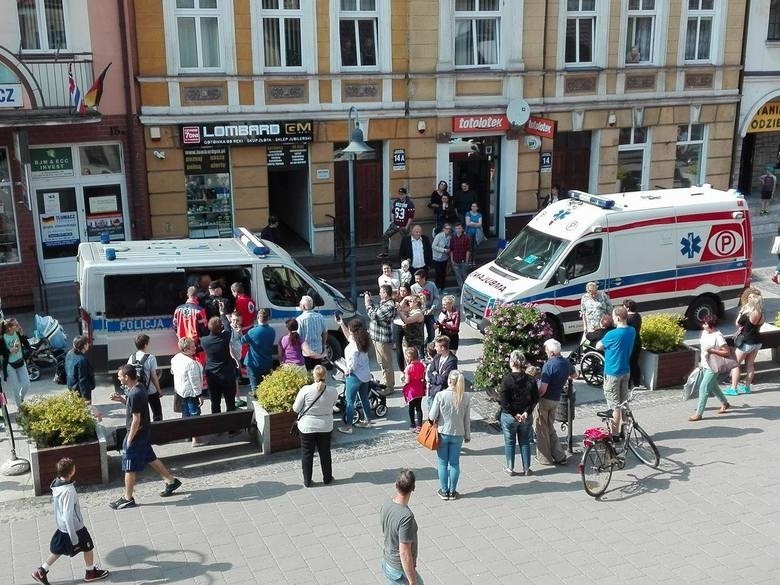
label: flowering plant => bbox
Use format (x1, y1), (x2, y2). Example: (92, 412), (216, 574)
(473, 303), (554, 390)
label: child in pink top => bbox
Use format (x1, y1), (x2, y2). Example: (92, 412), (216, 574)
(402, 346), (426, 432)
(280, 319), (305, 367)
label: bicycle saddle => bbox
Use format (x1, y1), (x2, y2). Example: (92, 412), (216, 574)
(596, 409), (613, 419)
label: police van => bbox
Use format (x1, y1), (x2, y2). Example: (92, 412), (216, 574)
(77, 228), (356, 376)
(461, 186), (752, 338)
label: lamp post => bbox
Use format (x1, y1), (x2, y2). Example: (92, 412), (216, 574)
(338, 106), (374, 306)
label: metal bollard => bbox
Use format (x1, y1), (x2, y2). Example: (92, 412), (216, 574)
(554, 379), (576, 454)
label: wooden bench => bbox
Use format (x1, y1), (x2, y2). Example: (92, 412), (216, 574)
(113, 409), (254, 450)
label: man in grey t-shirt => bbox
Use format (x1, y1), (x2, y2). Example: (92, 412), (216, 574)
(380, 469), (423, 585)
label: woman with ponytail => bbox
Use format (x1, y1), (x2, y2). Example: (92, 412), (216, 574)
(427, 369), (471, 500)
(280, 318), (305, 369)
(292, 364), (339, 487)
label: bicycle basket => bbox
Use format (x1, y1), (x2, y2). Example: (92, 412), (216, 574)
(583, 427), (611, 446)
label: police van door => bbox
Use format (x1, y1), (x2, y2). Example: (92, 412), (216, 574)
(256, 264), (320, 342)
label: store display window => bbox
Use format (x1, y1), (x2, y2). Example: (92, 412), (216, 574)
(0, 148), (21, 264)
(184, 148), (233, 238)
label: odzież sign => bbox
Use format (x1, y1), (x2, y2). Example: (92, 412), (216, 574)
(181, 120), (313, 146)
(452, 114), (510, 133)
(747, 102), (780, 133)
(525, 116), (556, 139)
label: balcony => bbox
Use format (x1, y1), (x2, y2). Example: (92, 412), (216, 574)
(19, 53), (94, 109)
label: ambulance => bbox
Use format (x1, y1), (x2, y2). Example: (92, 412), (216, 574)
(461, 186), (752, 338)
(76, 228), (357, 377)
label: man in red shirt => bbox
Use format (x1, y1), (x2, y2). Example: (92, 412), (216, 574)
(449, 223), (472, 290)
(172, 287), (208, 350)
(231, 282), (257, 333)
(379, 187), (415, 258)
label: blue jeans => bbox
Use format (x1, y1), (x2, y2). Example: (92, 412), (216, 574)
(345, 374), (371, 424)
(501, 411), (533, 471)
(247, 367), (269, 395)
(452, 262), (470, 289)
(696, 368), (729, 416)
(436, 433), (464, 493)
(383, 561), (424, 585)
(181, 396), (201, 418)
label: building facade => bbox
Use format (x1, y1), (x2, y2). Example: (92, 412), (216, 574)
(134, 0), (746, 256)
(0, 0), (147, 305)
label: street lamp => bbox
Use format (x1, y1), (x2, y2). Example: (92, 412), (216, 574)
(337, 106), (374, 306)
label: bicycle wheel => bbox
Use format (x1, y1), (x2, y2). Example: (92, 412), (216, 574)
(627, 423), (660, 468)
(580, 352), (604, 387)
(580, 442), (613, 498)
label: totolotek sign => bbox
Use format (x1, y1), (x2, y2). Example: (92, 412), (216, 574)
(525, 116), (556, 139)
(452, 114), (510, 133)
(181, 120), (313, 146)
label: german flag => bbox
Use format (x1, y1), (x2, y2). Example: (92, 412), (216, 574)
(83, 63), (111, 109)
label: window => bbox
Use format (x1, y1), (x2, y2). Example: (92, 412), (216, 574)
(0, 149), (21, 265)
(685, 0), (714, 61)
(674, 124), (706, 188)
(565, 0), (596, 64)
(17, 0), (68, 51)
(260, 0), (302, 68)
(185, 149), (233, 239)
(263, 266), (311, 307)
(617, 127), (648, 192)
(175, 0), (222, 70)
(79, 145), (122, 175)
(562, 239), (603, 281)
(769, 0), (780, 41)
(625, 0), (655, 64)
(105, 273), (187, 319)
(454, 0), (500, 67)
(338, 0), (377, 67)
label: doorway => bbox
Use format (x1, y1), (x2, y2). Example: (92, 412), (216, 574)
(267, 145), (311, 247)
(334, 141), (383, 245)
(450, 136), (501, 236)
(552, 131), (592, 193)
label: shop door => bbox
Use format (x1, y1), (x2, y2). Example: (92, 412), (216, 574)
(334, 145), (383, 245)
(36, 188), (81, 283)
(552, 132), (591, 193)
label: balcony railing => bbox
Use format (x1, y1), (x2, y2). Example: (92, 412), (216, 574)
(19, 53), (94, 109)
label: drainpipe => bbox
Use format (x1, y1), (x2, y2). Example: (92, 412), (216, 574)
(730, 0), (751, 191)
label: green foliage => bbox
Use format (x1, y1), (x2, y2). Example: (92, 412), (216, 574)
(17, 392), (97, 448)
(775, 312), (780, 328)
(256, 365), (310, 413)
(641, 313), (685, 353)
(473, 303), (554, 390)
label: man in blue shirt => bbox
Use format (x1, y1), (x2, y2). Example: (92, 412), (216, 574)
(536, 338), (576, 465)
(597, 306), (636, 437)
(296, 296), (328, 370)
(241, 308), (275, 392)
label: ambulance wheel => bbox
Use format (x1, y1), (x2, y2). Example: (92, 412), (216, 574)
(686, 296), (718, 329)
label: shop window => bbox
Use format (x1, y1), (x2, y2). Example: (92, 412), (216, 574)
(260, 0), (303, 68)
(263, 266), (310, 307)
(769, 0), (780, 41)
(617, 127), (649, 192)
(184, 148), (233, 239)
(565, 0), (596, 65)
(675, 123), (706, 188)
(17, 0), (68, 51)
(175, 0), (223, 70)
(454, 0), (500, 67)
(625, 0), (655, 64)
(105, 273), (187, 319)
(0, 149), (21, 265)
(338, 0), (378, 67)
(685, 0), (714, 62)
(79, 144), (122, 175)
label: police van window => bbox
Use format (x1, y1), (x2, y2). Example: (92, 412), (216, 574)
(105, 273), (187, 318)
(562, 239), (603, 281)
(263, 266), (310, 307)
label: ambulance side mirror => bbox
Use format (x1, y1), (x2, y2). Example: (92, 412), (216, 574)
(556, 266), (569, 285)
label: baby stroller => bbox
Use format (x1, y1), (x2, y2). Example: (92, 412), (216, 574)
(567, 338), (604, 387)
(26, 314), (68, 382)
(330, 358), (388, 424)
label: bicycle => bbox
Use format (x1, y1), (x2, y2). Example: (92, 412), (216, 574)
(579, 386), (660, 498)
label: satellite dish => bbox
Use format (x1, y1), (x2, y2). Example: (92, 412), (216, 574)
(506, 99), (531, 126)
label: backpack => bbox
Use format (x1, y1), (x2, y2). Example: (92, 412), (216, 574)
(129, 353), (151, 391)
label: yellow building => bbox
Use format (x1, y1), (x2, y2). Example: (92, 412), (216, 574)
(134, 0), (745, 255)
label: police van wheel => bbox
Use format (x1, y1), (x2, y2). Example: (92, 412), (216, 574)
(686, 296), (718, 330)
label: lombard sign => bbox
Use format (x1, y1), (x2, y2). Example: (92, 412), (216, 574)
(181, 120), (313, 146)
(452, 114), (510, 133)
(525, 116), (556, 139)
(0, 84), (22, 108)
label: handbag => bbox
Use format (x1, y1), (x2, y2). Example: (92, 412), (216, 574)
(416, 420), (439, 450)
(707, 348), (739, 374)
(682, 366), (703, 400)
(733, 329), (745, 349)
(290, 390), (324, 437)
(771, 236), (780, 255)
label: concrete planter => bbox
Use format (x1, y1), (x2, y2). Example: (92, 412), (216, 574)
(249, 400), (300, 454)
(639, 345), (697, 390)
(29, 424), (109, 496)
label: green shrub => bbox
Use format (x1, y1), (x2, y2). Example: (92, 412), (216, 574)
(473, 303), (554, 390)
(17, 392), (97, 448)
(256, 365), (310, 413)
(641, 313), (685, 353)
(775, 311), (780, 328)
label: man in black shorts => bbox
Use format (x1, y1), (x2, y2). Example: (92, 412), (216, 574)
(109, 364), (182, 510)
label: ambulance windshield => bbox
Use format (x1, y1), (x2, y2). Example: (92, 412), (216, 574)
(495, 226), (567, 279)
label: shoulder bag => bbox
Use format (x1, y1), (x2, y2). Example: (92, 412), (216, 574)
(290, 390), (324, 437)
(682, 367), (703, 400)
(707, 348), (739, 375)
(416, 420), (439, 450)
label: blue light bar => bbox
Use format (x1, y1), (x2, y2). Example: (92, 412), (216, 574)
(569, 190), (615, 209)
(234, 227), (270, 256)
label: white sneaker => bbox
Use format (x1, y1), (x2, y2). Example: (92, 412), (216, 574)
(337, 426), (353, 434)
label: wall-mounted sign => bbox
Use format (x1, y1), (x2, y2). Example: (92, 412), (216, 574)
(316, 169), (330, 180)
(526, 116), (556, 139)
(266, 144), (308, 168)
(184, 148), (229, 174)
(181, 120), (313, 147)
(748, 102), (780, 133)
(31, 148), (74, 177)
(0, 84), (22, 108)
(452, 114), (510, 133)
(540, 152), (553, 172)
(393, 148), (406, 171)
